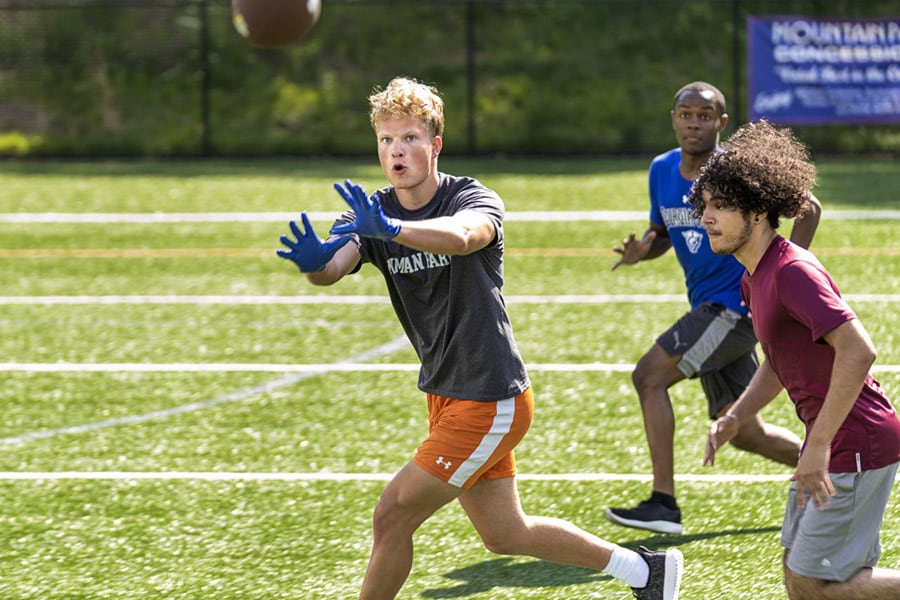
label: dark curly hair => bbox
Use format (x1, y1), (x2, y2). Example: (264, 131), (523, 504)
(688, 119), (815, 229)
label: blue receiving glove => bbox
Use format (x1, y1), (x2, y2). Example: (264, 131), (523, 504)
(277, 212), (352, 273)
(330, 179), (401, 241)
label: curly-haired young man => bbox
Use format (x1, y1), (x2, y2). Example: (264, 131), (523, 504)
(696, 119), (900, 600)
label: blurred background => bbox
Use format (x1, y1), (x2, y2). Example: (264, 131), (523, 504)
(1, 0), (898, 157)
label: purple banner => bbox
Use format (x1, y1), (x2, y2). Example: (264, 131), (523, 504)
(748, 16), (900, 124)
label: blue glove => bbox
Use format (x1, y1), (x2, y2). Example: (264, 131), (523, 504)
(330, 179), (401, 241)
(277, 212), (352, 273)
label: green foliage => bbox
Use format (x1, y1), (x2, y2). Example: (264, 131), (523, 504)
(1, 0), (900, 156)
(0, 131), (38, 154)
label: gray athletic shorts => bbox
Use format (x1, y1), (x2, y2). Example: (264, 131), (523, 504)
(781, 462), (898, 582)
(656, 302), (758, 419)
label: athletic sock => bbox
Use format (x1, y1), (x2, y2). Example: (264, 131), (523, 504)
(602, 544), (650, 588)
(650, 490), (678, 510)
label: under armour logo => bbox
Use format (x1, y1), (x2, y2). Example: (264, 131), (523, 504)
(436, 456), (452, 470)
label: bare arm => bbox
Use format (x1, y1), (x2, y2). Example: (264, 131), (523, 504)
(794, 318), (876, 509)
(392, 209), (496, 256)
(611, 223), (671, 271)
(705, 359), (784, 466)
(306, 238), (361, 286)
(788, 192), (822, 250)
(308, 209), (495, 285)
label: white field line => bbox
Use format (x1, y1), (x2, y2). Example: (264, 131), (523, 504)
(2, 294), (897, 374)
(2, 284), (897, 444)
(0, 293), (897, 305)
(0, 335), (410, 445)
(0, 211), (640, 223)
(0, 363), (625, 373)
(3, 363), (899, 373)
(0, 471), (789, 483)
(2, 209), (899, 223)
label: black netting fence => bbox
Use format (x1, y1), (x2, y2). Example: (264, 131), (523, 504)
(1, 0), (898, 157)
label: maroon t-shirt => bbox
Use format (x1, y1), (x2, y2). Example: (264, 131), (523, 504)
(742, 236), (900, 473)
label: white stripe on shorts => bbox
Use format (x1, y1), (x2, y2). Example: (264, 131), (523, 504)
(679, 307), (741, 377)
(448, 397), (515, 487)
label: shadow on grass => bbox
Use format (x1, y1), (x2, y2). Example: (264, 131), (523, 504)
(421, 557), (608, 598)
(625, 524), (781, 549)
(421, 525), (779, 598)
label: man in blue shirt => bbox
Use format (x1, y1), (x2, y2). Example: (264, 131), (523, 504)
(605, 81), (821, 534)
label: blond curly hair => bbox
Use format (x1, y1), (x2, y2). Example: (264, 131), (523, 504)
(368, 77), (444, 139)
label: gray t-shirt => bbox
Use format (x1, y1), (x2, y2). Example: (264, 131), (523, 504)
(336, 173), (530, 401)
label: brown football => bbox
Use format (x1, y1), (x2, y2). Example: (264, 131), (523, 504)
(232, 0), (322, 47)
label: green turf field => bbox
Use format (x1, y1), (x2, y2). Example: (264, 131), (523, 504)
(1, 157), (898, 598)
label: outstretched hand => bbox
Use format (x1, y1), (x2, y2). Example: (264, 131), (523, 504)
(704, 413), (740, 467)
(277, 212), (352, 273)
(611, 230), (656, 271)
(330, 179), (401, 241)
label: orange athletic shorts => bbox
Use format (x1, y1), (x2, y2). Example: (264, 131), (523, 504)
(413, 387), (534, 489)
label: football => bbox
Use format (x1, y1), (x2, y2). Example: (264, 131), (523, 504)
(232, 0), (322, 47)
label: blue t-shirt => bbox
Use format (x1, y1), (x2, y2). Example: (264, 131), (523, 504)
(648, 148), (747, 314)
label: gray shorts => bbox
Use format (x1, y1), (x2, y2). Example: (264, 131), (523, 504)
(656, 302), (759, 419)
(782, 462), (899, 582)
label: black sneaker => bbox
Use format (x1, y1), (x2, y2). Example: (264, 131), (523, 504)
(631, 545), (683, 600)
(605, 499), (683, 534)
